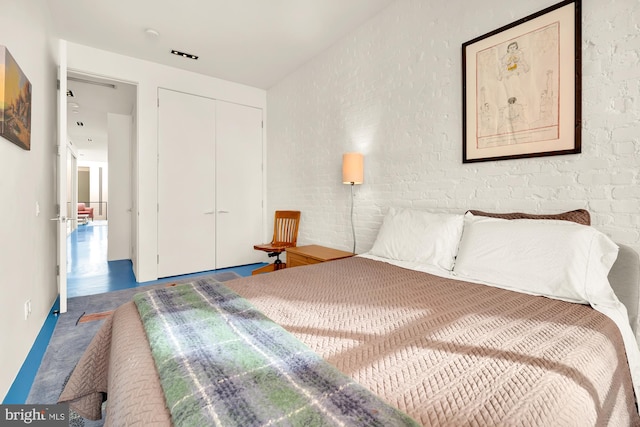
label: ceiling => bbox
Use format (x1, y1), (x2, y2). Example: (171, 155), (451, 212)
(49, 0), (396, 161)
(66, 73), (136, 161)
(46, 0), (396, 89)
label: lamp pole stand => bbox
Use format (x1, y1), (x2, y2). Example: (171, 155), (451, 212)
(342, 152), (363, 255)
(350, 183), (356, 254)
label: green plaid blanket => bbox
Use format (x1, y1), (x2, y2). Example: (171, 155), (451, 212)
(133, 280), (419, 427)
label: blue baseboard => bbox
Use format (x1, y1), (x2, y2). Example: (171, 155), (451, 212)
(3, 297), (60, 404)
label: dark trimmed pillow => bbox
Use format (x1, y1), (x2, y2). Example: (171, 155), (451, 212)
(466, 209), (590, 226)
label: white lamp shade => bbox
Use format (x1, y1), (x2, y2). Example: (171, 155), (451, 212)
(342, 152), (364, 184)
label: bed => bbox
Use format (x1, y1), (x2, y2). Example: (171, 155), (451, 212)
(59, 208), (640, 426)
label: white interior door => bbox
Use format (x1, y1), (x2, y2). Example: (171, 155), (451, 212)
(215, 101), (263, 269)
(56, 40), (68, 313)
(157, 89), (216, 277)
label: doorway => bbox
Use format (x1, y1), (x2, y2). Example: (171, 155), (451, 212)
(66, 71), (137, 293)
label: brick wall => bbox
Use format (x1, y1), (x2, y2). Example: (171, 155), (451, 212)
(266, 0), (640, 255)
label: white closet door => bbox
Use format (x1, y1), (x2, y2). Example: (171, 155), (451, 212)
(158, 89), (216, 277)
(215, 101), (263, 269)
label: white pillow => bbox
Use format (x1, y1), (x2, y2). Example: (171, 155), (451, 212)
(453, 213), (620, 304)
(369, 208), (464, 270)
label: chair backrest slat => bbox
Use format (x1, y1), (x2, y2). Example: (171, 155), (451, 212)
(272, 211), (300, 245)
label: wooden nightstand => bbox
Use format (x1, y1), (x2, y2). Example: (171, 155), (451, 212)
(286, 245), (354, 268)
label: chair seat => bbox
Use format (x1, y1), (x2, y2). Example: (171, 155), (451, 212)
(253, 243), (295, 253)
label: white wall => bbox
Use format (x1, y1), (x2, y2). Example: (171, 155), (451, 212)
(107, 113), (132, 261)
(66, 42), (267, 282)
(267, 0), (640, 255)
(77, 161), (108, 220)
(0, 0), (58, 401)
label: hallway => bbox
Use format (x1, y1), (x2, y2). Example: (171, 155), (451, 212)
(67, 221), (136, 297)
(67, 221), (261, 297)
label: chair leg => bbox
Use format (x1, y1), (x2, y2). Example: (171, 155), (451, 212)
(252, 252), (287, 275)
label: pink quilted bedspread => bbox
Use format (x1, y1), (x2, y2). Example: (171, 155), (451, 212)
(60, 257), (640, 426)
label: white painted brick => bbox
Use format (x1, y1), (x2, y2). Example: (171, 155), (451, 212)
(267, 0), (640, 256)
(557, 187), (587, 200)
(599, 226), (640, 245)
(533, 200), (589, 213)
(587, 187), (611, 200)
(529, 174), (577, 187)
(612, 125), (640, 141)
(495, 200), (542, 213)
(485, 175), (528, 189)
(577, 173), (613, 186)
(475, 187), (512, 200)
(612, 185), (640, 201)
(611, 200), (640, 213)
(611, 172), (636, 185)
(613, 142), (638, 155)
(614, 214), (640, 228)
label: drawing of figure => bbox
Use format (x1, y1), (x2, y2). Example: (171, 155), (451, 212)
(498, 97), (527, 136)
(478, 87), (495, 136)
(539, 70), (554, 121)
(531, 70), (556, 128)
(498, 41), (530, 80)
(480, 102), (493, 134)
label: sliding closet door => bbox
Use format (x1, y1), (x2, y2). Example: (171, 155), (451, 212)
(158, 89), (216, 277)
(215, 101), (263, 269)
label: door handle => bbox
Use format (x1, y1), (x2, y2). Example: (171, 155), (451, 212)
(204, 211), (215, 215)
(217, 210), (230, 214)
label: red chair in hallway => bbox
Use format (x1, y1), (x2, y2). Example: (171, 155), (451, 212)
(77, 202), (94, 220)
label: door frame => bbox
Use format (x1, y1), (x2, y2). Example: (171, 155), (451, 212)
(56, 40), (68, 313)
(57, 43), (139, 309)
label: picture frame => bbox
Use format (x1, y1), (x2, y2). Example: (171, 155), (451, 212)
(462, 0), (581, 163)
(0, 45), (32, 151)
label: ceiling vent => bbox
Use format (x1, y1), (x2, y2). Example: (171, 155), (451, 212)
(171, 49), (198, 60)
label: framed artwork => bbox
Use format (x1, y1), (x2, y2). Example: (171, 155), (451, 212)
(462, 0), (581, 163)
(0, 45), (31, 150)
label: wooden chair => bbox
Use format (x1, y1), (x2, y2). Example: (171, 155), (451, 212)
(252, 210), (301, 275)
